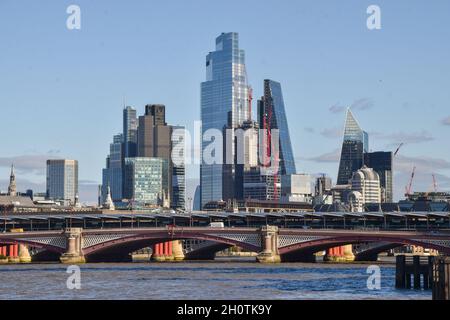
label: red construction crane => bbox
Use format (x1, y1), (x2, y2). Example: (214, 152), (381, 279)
(247, 86), (253, 121)
(405, 166), (416, 196)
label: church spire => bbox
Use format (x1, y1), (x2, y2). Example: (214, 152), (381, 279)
(8, 164), (17, 196)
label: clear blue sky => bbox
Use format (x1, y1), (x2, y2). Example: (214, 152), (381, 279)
(1, 0), (449, 203)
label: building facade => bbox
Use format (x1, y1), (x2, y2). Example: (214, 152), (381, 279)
(364, 151), (393, 203)
(46, 159), (79, 205)
(200, 32), (251, 208)
(123, 106), (138, 158)
(349, 166), (381, 211)
(337, 109), (369, 185)
(123, 157), (169, 206)
(258, 79), (296, 176)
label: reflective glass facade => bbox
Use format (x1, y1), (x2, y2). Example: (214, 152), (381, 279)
(101, 134), (124, 202)
(123, 157), (168, 205)
(337, 109), (369, 185)
(123, 106), (138, 158)
(200, 32), (250, 208)
(258, 79), (296, 175)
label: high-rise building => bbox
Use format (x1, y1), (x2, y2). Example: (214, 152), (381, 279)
(123, 106), (138, 158)
(337, 109), (369, 185)
(200, 32), (251, 208)
(364, 151), (393, 203)
(258, 79), (296, 176)
(171, 125), (186, 210)
(223, 120), (259, 202)
(123, 157), (169, 206)
(243, 167), (281, 201)
(46, 159), (79, 205)
(102, 134), (124, 202)
(315, 175), (332, 197)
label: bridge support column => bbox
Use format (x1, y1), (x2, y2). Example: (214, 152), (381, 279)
(172, 240), (185, 261)
(151, 243), (166, 262)
(324, 245), (354, 262)
(0, 246), (9, 264)
(60, 228), (85, 264)
(164, 241), (174, 261)
(256, 226), (281, 263)
(18, 244), (32, 263)
(8, 244), (20, 263)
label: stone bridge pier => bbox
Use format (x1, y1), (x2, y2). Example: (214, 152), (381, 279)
(257, 226), (281, 263)
(60, 228), (85, 264)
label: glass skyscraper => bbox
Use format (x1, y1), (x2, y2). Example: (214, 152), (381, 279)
(123, 157), (168, 205)
(123, 106), (138, 158)
(337, 109), (369, 185)
(258, 79), (296, 176)
(200, 32), (251, 208)
(102, 133), (124, 202)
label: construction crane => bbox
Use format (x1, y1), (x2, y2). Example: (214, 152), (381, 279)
(394, 143), (404, 156)
(405, 166), (416, 197)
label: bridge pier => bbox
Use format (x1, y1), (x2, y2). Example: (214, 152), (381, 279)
(60, 228), (85, 264)
(324, 245), (355, 262)
(18, 244), (31, 263)
(172, 240), (185, 261)
(256, 226), (281, 263)
(151, 241), (181, 262)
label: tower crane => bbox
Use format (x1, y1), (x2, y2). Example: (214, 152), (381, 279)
(405, 166), (416, 197)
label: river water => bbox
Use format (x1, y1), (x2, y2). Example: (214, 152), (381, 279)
(0, 259), (430, 300)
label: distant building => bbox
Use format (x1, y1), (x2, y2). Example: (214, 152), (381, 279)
(7, 165), (17, 196)
(193, 185), (201, 211)
(313, 175), (333, 205)
(123, 106), (138, 158)
(46, 159), (79, 205)
(364, 151), (393, 203)
(348, 166), (381, 212)
(281, 174), (312, 203)
(337, 109), (369, 185)
(171, 125), (186, 210)
(102, 133), (124, 203)
(200, 32), (251, 208)
(258, 79), (296, 176)
(123, 157), (169, 206)
(243, 167), (281, 201)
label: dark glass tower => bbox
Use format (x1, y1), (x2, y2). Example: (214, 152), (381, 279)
(364, 151), (393, 203)
(258, 79), (296, 175)
(123, 106), (138, 158)
(337, 109), (369, 185)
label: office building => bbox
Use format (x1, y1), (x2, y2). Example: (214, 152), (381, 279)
(258, 79), (296, 176)
(364, 151), (393, 203)
(200, 32), (251, 208)
(123, 157), (169, 206)
(123, 106), (138, 158)
(348, 166), (381, 211)
(281, 174), (312, 203)
(46, 159), (79, 205)
(243, 166), (281, 201)
(337, 109), (369, 185)
(171, 125), (186, 210)
(101, 134), (124, 203)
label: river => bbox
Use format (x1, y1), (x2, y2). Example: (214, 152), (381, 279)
(0, 259), (430, 300)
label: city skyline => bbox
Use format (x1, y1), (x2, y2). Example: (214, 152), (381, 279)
(1, 1), (450, 204)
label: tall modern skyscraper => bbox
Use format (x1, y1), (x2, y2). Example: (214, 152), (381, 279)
(337, 109), (369, 185)
(200, 32), (251, 208)
(171, 125), (186, 210)
(46, 159), (78, 205)
(102, 134), (124, 202)
(258, 79), (296, 176)
(123, 106), (138, 158)
(364, 151), (393, 203)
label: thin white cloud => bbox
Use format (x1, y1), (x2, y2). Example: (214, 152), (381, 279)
(441, 116), (450, 126)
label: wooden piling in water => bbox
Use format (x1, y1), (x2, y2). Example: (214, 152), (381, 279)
(432, 257), (450, 300)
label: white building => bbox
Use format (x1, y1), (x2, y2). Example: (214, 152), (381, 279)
(281, 174), (312, 203)
(46, 159), (79, 205)
(348, 166), (381, 212)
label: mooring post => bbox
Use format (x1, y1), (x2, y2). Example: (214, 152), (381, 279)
(395, 255), (406, 288)
(413, 255), (421, 289)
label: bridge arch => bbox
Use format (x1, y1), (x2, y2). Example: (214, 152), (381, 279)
(82, 231), (260, 262)
(279, 235), (450, 257)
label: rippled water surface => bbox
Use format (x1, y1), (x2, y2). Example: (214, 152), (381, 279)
(0, 259), (430, 300)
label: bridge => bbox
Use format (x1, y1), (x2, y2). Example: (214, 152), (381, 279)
(1, 224), (450, 264)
